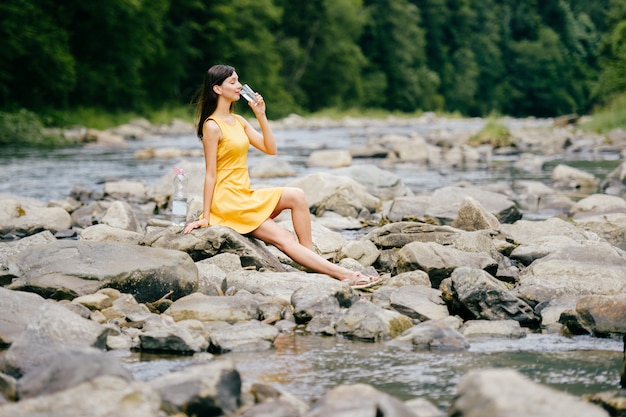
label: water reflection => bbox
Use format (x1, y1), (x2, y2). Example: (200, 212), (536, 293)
(120, 332), (623, 410)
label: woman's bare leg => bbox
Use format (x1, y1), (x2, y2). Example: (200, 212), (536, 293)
(251, 218), (374, 283)
(270, 187), (313, 249)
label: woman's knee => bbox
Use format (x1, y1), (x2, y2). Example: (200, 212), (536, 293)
(283, 187), (308, 209)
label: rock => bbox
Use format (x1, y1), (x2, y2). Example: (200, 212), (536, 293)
(291, 280), (356, 325)
(515, 243), (626, 304)
(1, 302), (114, 378)
(6, 240), (198, 303)
(165, 292), (260, 323)
(139, 316), (208, 354)
(288, 172), (381, 218)
(569, 194), (626, 216)
(226, 270), (349, 304)
(387, 196), (433, 223)
(425, 185), (521, 225)
(460, 319), (526, 339)
(404, 397), (446, 417)
(394, 241), (498, 288)
(0, 231), (57, 281)
(365, 221), (466, 249)
(331, 164), (413, 200)
(149, 359), (242, 415)
(600, 161), (626, 197)
(391, 136), (430, 163)
(306, 383), (417, 417)
(585, 391), (626, 417)
(449, 368), (609, 417)
(0, 287), (47, 347)
(0, 372), (16, 403)
(0, 375), (160, 417)
(384, 271), (431, 288)
(99, 200), (143, 232)
(389, 285), (450, 321)
(250, 156), (297, 178)
(573, 212), (626, 251)
(451, 196), (501, 232)
(70, 201), (110, 228)
(16, 348), (132, 399)
(79, 223), (145, 244)
(103, 180), (148, 203)
(208, 320), (279, 353)
(337, 239), (380, 267)
(563, 294), (626, 337)
(449, 267), (539, 327)
(306, 149), (352, 168)
(0, 197), (71, 238)
(387, 319), (469, 351)
(335, 299), (413, 342)
(144, 225), (286, 272)
(72, 292), (113, 311)
(552, 163), (599, 191)
(536, 295), (578, 333)
(512, 180), (574, 214)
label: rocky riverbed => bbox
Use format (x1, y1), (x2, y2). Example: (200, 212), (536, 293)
(1, 114), (626, 416)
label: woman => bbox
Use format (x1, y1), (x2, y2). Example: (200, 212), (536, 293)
(183, 64), (379, 289)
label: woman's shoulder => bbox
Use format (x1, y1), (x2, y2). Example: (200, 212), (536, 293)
(202, 117), (221, 137)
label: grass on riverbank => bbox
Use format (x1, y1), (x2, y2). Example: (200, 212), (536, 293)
(580, 93), (626, 134)
(45, 105), (196, 130)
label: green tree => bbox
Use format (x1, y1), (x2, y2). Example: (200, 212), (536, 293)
(143, 0), (208, 105)
(595, 0), (626, 101)
(276, 0), (367, 112)
(61, 0), (169, 109)
(362, 0), (440, 112)
(0, 0), (75, 110)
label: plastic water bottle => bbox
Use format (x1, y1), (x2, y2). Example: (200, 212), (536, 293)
(171, 167), (188, 226)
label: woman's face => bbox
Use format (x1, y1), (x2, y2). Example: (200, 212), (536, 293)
(216, 71), (244, 102)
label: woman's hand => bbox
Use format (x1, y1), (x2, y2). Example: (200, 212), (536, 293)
(183, 218), (209, 234)
(248, 92), (265, 115)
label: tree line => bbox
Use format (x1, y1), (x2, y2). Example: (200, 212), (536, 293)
(1, 0), (625, 120)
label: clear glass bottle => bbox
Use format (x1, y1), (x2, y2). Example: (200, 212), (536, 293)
(171, 167), (188, 226)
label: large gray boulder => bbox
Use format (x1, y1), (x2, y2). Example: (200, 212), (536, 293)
(1, 302), (113, 378)
(0, 197), (71, 238)
(425, 185), (521, 225)
(0, 287), (48, 347)
(331, 164), (413, 200)
(0, 375), (160, 417)
(288, 172), (381, 218)
(144, 225), (286, 272)
(395, 241), (498, 288)
(449, 368), (609, 417)
(5, 240), (198, 303)
(514, 243), (626, 304)
(149, 359), (242, 416)
(449, 267), (539, 327)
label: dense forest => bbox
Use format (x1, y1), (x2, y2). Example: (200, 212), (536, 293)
(1, 0), (625, 120)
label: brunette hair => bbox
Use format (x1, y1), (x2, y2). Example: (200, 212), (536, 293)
(195, 64), (236, 139)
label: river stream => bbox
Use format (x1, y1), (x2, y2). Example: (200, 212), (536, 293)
(1, 118), (623, 410)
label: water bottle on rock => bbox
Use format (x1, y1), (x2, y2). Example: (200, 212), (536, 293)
(171, 167), (188, 226)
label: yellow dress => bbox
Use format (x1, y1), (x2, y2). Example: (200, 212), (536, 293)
(206, 114), (283, 234)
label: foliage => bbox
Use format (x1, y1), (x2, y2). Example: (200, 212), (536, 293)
(468, 117), (513, 148)
(580, 93), (626, 133)
(0, 109), (69, 146)
(0, 0), (624, 124)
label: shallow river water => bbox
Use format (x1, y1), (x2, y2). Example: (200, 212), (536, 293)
(1, 118), (624, 410)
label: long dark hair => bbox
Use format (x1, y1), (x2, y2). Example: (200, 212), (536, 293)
(195, 64), (235, 139)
